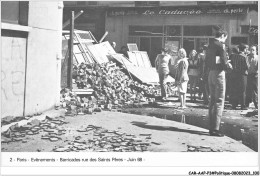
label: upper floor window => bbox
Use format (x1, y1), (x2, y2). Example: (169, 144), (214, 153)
(1, 1), (29, 26)
(135, 1), (160, 7)
(197, 1), (226, 6)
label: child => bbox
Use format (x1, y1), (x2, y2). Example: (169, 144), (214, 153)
(175, 48), (189, 109)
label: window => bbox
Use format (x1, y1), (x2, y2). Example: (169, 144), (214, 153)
(88, 1), (98, 5)
(241, 25), (258, 35)
(165, 26), (181, 36)
(129, 26), (163, 36)
(1, 1), (28, 26)
(76, 1), (86, 6)
(135, 1), (160, 7)
(184, 26), (215, 36)
(197, 1), (226, 6)
(231, 37), (248, 45)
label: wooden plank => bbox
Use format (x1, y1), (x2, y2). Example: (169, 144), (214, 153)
(72, 89), (93, 95)
(99, 41), (116, 55)
(139, 51), (152, 68)
(127, 43), (138, 52)
(127, 51), (138, 66)
(109, 54), (132, 66)
(74, 32), (95, 64)
(86, 44), (109, 64)
(134, 52), (145, 67)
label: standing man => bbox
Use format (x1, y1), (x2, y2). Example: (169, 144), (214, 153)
(205, 30), (232, 137)
(246, 45), (258, 109)
(155, 48), (171, 101)
(229, 44), (249, 110)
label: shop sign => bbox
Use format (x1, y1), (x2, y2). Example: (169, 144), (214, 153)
(248, 26), (258, 35)
(107, 6), (248, 17)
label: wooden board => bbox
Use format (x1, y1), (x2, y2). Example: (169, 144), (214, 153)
(134, 52), (145, 67)
(127, 43), (138, 52)
(139, 51), (152, 68)
(86, 44), (109, 64)
(109, 54), (132, 66)
(127, 51), (138, 66)
(99, 41), (116, 55)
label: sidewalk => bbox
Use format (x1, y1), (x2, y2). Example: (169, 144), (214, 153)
(1, 109), (254, 152)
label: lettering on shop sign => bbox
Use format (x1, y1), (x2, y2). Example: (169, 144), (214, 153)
(143, 9), (203, 15)
(107, 6), (248, 17)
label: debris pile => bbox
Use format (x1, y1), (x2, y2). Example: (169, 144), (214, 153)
(60, 62), (177, 115)
(1, 116), (68, 144)
(53, 125), (155, 152)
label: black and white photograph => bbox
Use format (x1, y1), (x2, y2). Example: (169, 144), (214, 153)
(1, 1), (259, 175)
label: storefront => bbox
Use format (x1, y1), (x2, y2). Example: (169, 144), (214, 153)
(105, 4), (258, 65)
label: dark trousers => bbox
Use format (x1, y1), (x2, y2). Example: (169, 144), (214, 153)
(229, 72), (247, 108)
(246, 74), (258, 108)
(159, 73), (168, 98)
(199, 78), (209, 103)
(208, 70), (225, 131)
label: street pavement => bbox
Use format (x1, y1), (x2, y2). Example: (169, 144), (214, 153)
(1, 108), (254, 152)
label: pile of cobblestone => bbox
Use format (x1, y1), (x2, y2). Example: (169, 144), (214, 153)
(60, 62), (176, 115)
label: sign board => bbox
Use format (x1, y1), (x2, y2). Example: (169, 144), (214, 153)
(107, 6), (249, 17)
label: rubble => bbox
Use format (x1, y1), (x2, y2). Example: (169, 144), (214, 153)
(1, 115), (68, 145)
(51, 124), (159, 152)
(59, 62), (178, 115)
(186, 145), (227, 152)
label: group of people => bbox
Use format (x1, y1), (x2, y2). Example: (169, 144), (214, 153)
(155, 29), (258, 137)
(228, 44), (258, 110)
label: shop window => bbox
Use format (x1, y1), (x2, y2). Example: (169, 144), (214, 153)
(241, 25), (258, 35)
(165, 26), (181, 36)
(129, 26), (163, 36)
(135, 1), (159, 7)
(1, 1), (28, 26)
(184, 26), (215, 36)
(165, 37), (181, 52)
(231, 36), (248, 45)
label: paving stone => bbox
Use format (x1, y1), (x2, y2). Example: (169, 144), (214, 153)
(151, 142), (161, 145)
(49, 137), (60, 142)
(27, 131), (34, 135)
(41, 136), (50, 140)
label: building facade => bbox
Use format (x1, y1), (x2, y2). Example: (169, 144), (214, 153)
(1, 2), (63, 117)
(64, 1), (258, 66)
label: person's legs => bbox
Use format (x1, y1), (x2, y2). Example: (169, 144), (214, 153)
(252, 75), (258, 109)
(246, 74), (253, 107)
(203, 80), (209, 104)
(208, 71), (216, 132)
(240, 75), (247, 109)
(230, 73), (239, 109)
(189, 76), (196, 102)
(193, 76), (199, 102)
(213, 71), (225, 131)
(180, 93), (184, 107)
(159, 73), (168, 99)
